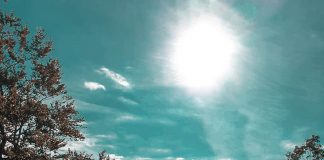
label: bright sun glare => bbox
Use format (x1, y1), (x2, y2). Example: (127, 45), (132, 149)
(171, 15), (239, 93)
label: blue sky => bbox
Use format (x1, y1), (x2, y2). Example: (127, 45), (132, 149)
(5, 0), (324, 159)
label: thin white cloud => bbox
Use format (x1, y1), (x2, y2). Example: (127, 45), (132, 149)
(118, 96), (139, 106)
(108, 154), (124, 160)
(97, 67), (131, 88)
(134, 157), (153, 160)
(75, 100), (114, 114)
(116, 114), (138, 122)
(61, 134), (97, 154)
(157, 119), (176, 126)
(95, 133), (118, 140)
(62, 133), (123, 159)
(153, 148), (170, 154)
(125, 66), (134, 70)
(218, 158), (232, 160)
(76, 99), (141, 123)
(280, 140), (297, 150)
(84, 81), (106, 91)
(105, 144), (116, 150)
(148, 148), (171, 154)
(166, 157), (185, 160)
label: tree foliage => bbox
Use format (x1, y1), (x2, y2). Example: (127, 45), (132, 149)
(55, 149), (93, 160)
(55, 150), (112, 160)
(286, 135), (324, 160)
(0, 4), (85, 160)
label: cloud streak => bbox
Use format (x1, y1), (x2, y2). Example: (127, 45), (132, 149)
(116, 114), (138, 122)
(84, 81), (106, 91)
(118, 96), (139, 106)
(280, 140), (297, 150)
(108, 154), (124, 160)
(62, 132), (124, 159)
(97, 67), (131, 88)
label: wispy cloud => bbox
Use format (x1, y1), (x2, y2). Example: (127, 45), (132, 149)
(95, 133), (118, 140)
(133, 157), (152, 160)
(76, 100), (141, 123)
(84, 81), (106, 91)
(75, 100), (114, 114)
(61, 133), (98, 154)
(166, 157), (185, 160)
(116, 114), (138, 122)
(97, 67), (131, 88)
(217, 158), (232, 160)
(280, 140), (297, 150)
(108, 154), (124, 160)
(152, 148), (171, 154)
(62, 133), (123, 159)
(144, 148), (171, 154)
(199, 92), (287, 159)
(156, 119), (176, 126)
(118, 96), (139, 106)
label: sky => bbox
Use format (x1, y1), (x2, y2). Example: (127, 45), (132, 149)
(4, 0), (324, 159)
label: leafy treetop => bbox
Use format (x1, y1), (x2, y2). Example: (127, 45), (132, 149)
(286, 135), (324, 160)
(0, 4), (85, 160)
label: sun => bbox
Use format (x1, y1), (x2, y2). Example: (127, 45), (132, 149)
(170, 15), (240, 93)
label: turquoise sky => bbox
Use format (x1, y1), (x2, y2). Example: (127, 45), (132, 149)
(5, 0), (324, 159)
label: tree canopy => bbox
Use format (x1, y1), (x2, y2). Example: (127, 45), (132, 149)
(286, 135), (324, 160)
(0, 4), (85, 160)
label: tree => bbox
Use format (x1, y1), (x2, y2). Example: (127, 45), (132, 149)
(0, 4), (85, 160)
(55, 149), (93, 160)
(286, 135), (324, 160)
